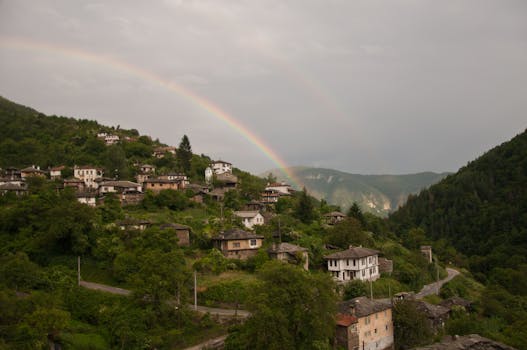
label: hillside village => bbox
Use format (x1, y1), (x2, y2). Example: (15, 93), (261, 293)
(0, 98), (524, 350)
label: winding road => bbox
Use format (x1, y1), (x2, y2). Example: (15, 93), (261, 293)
(415, 267), (460, 299)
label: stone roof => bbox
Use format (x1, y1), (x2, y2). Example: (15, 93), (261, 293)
(415, 300), (450, 319)
(338, 297), (392, 318)
(336, 313), (358, 327)
(324, 246), (380, 260)
(118, 218), (151, 226)
(324, 211), (346, 217)
(439, 297), (473, 310)
(50, 165), (66, 171)
(268, 242), (308, 254)
(213, 228), (263, 241)
(0, 183), (27, 191)
(413, 334), (517, 350)
(75, 165), (103, 170)
(216, 172), (238, 183)
(21, 166), (45, 173)
(144, 178), (179, 184)
(234, 211), (261, 219)
(100, 181), (141, 188)
(212, 160), (231, 165)
(160, 223), (191, 231)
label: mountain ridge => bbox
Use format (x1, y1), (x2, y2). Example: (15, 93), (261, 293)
(262, 166), (450, 216)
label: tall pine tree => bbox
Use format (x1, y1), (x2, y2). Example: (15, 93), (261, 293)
(176, 135), (192, 173)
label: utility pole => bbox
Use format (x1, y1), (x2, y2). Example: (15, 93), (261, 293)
(194, 271), (197, 311)
(77, 256), (81, 286)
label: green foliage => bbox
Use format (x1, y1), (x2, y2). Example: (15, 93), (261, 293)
(326, 218), (373, 249)
(199, 279), (258, 307)
(393, 300), (433, 350)
(343, 280), (367, 299)
(0, 252), (45, 291)
(225, 261), (336, 350)
(176, 134), (192, 173)
(347, 202), (366, 226)
(294, 187), (315, 224)
(193, 248), (229, 274)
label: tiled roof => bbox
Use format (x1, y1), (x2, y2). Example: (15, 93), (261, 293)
(336, 313), (358, 327)
(338, 297), (392, 318)
(234, 211), (261, 218)
(268, 242), (307, 254)
(213, 228), (263, 240)
(100, 181), (141, 187)
(324, 246), (379, 260)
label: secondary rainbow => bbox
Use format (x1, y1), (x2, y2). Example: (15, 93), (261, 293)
(0, 36), (301, 188)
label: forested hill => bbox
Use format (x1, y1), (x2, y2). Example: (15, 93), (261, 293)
(389, 129), (527, 293)
(0, 96), (208, 181)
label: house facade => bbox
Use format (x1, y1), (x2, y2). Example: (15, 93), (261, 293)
(20, 166), (46, 179)
(234, 211), (265, 229)
(325, 246), (380, 282)
(160, 223), (191, 246)
(212, 229), (263, 259)
(74, 166), (103, 189)
(143, 179), (180, 192)
(99, 181), (142, 194)
(337, 297), (394, 350)
(211, 160), (232, 175)
(50, 166), (65, 180)
(268, 242), (309, 270)
(265, 182), (293, 195)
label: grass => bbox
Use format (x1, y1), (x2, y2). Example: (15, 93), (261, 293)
(198, 270), (258, 288)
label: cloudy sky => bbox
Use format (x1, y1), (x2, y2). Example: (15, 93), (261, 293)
(0, 1), (526, 175)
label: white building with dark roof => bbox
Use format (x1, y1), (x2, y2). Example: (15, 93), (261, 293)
(234, 211), (265, 229)
(324, 246), (380, 282)
(211, 160), (232, 175)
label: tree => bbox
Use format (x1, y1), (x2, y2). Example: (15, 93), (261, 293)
(225, 261), (336, 350)
(347, 202), (365, 227)
(327, 218), (373, 249)
(343, 280), (367, 300)
(393, 300), (433, 350)
(294, 187), (315, 224)
(176, 135), (192, 173)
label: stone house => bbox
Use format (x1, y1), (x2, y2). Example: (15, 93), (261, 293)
(139, 164), (155, 174)
(159, 223), (191, 246)
(414, 300), (450, 333)
(336, 297), (394, 350)
(265, 182), (293, 195)
(0, 183), (28, 196)
(20, 166), (46, 179)
(325, 246), (380, 282)
(118, 218), (152, 231)
(159, 173), (189, 187)
(215, 172), (238, 188)
(212, 228), (264, 260)
(233, 211), (265, 229)
(324, 211), (347, 225)
(50, 166), (65, 180)
(260, 189), (281, 204)
(74, 166), (103, 189)
(143, 178), (180, 193)
(420, 246), (433, 263)
(63, 178), (86, 193)
(152, 146), (176, 158)
(211, 160), (232, 175)
(99, 181), (142, 195)
(76, 192), (97, 207)
(268, 242), (309, 270)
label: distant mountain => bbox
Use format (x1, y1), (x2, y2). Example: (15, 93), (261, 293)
(262, 167), (450, 216)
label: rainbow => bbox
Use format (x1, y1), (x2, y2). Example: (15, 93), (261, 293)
(0, 36), (302, 188)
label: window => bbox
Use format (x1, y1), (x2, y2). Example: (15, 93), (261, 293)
(233, 242), (240, 248)
(249, 239), (257, 246)
(365, 316), (370, 325)
(353, 259), (356, 266)
(362, 270), (365, 276)
(374, 328), (377, 334)
(347, 259), (350, 266)
(385, 324), (389, 331)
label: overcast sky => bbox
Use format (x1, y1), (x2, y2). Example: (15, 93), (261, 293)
(1, 1), (526, 175)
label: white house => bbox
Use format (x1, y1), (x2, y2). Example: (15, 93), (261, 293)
(211, 160), (232, 175)
(76, 193), (97, 207)
(50, 166), (65, 180)
(74, 166), (103, 189)
(265, 182), (293, 195)
(324, 246), (380, 282)
(234, 211), (265, 229)
(139, 164), (155, 174)
(98, 133), (120, 145)
(205, 167), (213, 184)
(159, 173), (189, 187)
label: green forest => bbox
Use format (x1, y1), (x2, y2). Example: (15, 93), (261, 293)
(390, 129), (527, 348)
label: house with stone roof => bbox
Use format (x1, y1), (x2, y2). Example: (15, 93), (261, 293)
(74, 165), (103, 189)
(211, 160), (232, 175)
(324, 246), (380, 282)
(20, 166), (46, 179)
(336, 297), (394, 350)
(324, 211), (347, 225)
(159, 223), (191, 246)
(143, 178), (181, 192)
(99, 180), (142, 194)
(233, 211), (265, 229)
(212, 228), (263, 259)
(268, 242), (309, 270)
